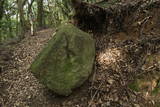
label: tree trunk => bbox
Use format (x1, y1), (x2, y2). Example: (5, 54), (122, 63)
(17, 0), (27, 39)
(37, 0), (44, 28)
(5, 14), (12, 36)
(28, 0), (35, 35)
(0, 0), (5, 21)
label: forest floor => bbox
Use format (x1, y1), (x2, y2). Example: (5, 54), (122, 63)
(0, 1), (160, 107)
(0, 27), (159, 107)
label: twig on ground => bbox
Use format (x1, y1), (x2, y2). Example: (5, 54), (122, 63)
(88, 81), (104, 107)
(138, 16), (152, 37)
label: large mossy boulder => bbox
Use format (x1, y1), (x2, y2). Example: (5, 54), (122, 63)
(30, 24), (95, 96)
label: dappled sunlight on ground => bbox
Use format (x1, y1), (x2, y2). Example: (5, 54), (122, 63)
(97, 48), (121, 66)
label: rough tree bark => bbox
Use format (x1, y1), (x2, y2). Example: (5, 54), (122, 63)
(37, 0), (44, 28)
(0, 0), (5, 21)
(17, 0), (27, 39)
(28, 0), (35, 35)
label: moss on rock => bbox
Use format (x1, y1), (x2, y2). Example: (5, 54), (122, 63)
(30, 23), (95, 96)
